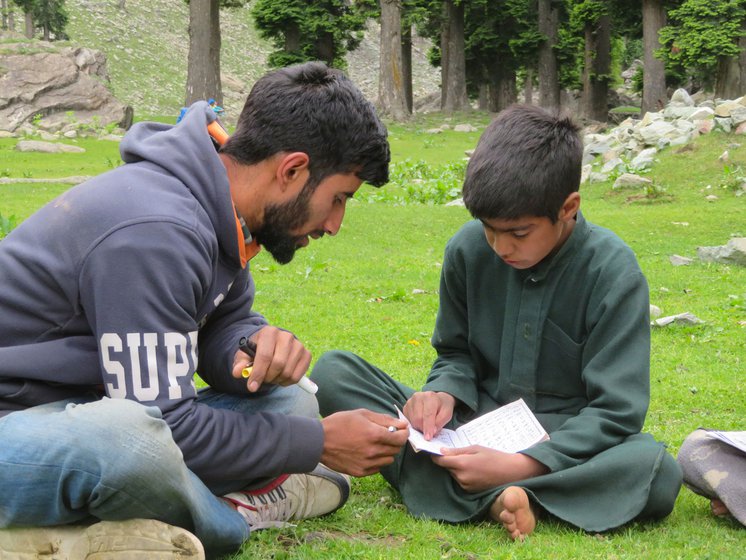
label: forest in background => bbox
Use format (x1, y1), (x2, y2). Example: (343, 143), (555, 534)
(1, 0), (745, 123)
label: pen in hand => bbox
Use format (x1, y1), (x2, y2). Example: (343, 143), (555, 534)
(238, 336), (318, 395)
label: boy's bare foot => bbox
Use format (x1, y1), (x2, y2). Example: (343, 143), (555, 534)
(489, 486), (536, 541)
(711, 499), (729, 517)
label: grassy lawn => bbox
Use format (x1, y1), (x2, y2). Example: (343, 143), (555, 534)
(0, 117), (744, 559)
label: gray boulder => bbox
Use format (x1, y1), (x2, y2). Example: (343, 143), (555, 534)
(0, 39), (132, 133)
(697, 238), (746, 266)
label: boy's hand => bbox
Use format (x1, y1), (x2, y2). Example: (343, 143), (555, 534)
(231, 327), (311, 392)
(432, 447), (549, 493)
(320, 409), (409, 477)
(403, 391), (456, 440)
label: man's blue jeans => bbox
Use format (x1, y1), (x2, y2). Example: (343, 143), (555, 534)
(0, 386), (318, 556)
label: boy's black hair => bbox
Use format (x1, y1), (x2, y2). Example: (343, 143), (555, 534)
(462, 104), (582, 223)
(221, 61), (390, 189)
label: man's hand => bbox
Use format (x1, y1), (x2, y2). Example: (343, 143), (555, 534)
(231, 327), (311, 392)
(403, 391), (456, 440)
(432, 447), (549, 493)
(320, 409), (409, 477)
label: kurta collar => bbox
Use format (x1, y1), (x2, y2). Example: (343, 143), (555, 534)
(524, 211), (589, 283)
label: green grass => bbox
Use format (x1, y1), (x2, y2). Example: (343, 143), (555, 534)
(1, 119), (745, 559)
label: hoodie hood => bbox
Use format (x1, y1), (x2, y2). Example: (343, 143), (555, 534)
(118, 102), (241, 264)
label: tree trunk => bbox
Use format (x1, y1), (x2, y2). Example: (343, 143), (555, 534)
(209, 0), (222, 104)
(537, 0), (560, 110)
(524, 67), (534, 104)
(715, 22), (746, 100)
(401, 22), (413, 113)
(185, 0), (222, 107)
(315, 33), (335, 66)
(285, 22), (301, 53)
(641, 0), (667, 115)
(441, 0), (469, 112)
(582, 14), (611, 122)
(488, 65), (517, 113)
(478, 84), (490, 111)
(1, 0), (8, 30)
(24, 11), (33, 38)
(378, 0), (409, 120)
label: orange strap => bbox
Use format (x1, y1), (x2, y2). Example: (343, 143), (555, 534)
(210, 119), (262, 266)
(234, 212), (262, 267)
(207, 120), (230, 147)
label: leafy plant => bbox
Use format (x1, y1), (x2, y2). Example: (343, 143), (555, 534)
(0, 212), (17, 238)
(719, 163), (746, 193)
(357, 159), (466, 205)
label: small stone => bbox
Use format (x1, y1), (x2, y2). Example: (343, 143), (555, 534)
(613, 173), (652, 189)
(652, 312), (704, 327)
(669, 255), (693, 266)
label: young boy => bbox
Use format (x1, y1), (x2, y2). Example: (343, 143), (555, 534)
(311, 104), (682, 539)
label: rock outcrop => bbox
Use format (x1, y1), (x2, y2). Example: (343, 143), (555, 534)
(0, 34), (132, 134)
(582, 89), (746, 184)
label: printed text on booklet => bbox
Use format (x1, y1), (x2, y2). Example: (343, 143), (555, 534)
(399, 398), (549, 455)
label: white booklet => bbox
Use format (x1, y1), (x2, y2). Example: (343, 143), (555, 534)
(398, 398), (549, 456)
(705, 430), (746, 454)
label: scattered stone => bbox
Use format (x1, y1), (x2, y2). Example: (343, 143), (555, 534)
(601, 157), (625, 174)
(697, 119), (716, 134)
(425, 128), (442, 134)
(631, 147), (657, 170)
(453, 124), (478, 132)
(650, 304), (662, 318)
(670, 88), (695, 106)
(613, 173), (652, 189)
(714, 117), (732, 133)
(445, 198), (465, 207)
(15, 140), (86, 154)
(705, 195), (719, 201)
(715, 100), (742, 117)
(669, 255), (693, 266)
(689, 107), (715, 120)
(588, 172), (610, 183)
(731, 106), (746, 126)
(652, 312), (704, 327)
(718, 150), (730, 163)
(697, 237), (746, 266)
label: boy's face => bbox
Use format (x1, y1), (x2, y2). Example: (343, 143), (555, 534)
(479, 193), (580, 270)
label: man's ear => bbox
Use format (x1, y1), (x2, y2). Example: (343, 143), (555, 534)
(559, 192), (581, 221)
(276, 152), (310, 192)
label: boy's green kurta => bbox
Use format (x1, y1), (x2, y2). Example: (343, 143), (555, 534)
(313, 212), (682, 532)
(428, 212), (651, 470)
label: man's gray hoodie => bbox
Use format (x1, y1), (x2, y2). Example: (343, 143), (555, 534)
(0, 103), (324, 485)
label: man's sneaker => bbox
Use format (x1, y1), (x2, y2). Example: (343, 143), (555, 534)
(0, 518), (204, 560)
(222, 464), (350, 530)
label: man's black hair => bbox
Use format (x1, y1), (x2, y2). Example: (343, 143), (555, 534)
(221, 61), (390, 189)
(462, 104), (582, 223)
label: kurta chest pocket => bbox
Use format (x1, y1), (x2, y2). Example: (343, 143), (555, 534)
(536, 318), (585, 398)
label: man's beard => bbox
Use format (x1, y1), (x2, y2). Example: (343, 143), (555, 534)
(253, 182), (314, 264)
